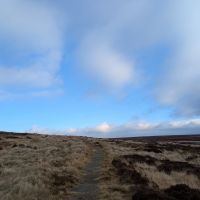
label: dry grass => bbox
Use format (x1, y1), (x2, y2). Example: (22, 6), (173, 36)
(0, 133), (91, 200)
(99, 136), (200, 200)
(1, 133), (200, 200)
(135, 162), (200, 189)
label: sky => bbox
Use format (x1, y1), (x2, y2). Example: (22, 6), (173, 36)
(0, 0), (200, 137)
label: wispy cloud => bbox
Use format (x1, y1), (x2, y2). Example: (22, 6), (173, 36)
(0, 88), (63, 101)
(72, 0), (200, 116)
(156, 0), (200, 116)
(78, 33), (135, 90)
(0, 0), (65, 96)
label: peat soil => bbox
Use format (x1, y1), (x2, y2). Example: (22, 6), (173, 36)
(69, 145), (104, 200)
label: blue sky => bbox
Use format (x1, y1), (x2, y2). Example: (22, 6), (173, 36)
(0, 0), (200, 137)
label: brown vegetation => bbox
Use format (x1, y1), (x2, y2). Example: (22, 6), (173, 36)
(0, 132), (91, 200)
(99, 135), (200, 200)
(1, 132), (200, 200)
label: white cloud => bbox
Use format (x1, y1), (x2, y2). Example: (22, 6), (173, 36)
(29, 125), (65, 135)
(67, 119), (200, 138)
(123, 121), (154, 130)
(1, 0), (200, 117)
(74, 0), (159, 91)
(29, 118), (200, 138)
(0, 0), (63, 50)
(78, 33), (135, 90)
(155, 0), (200, 116)
(94, 122), (111, 133)
(169, 119), (200, 128)
(0, 0), (65, 93)
(0, 51), (62, 88)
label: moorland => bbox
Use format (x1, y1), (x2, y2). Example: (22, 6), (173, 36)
(0, 131), (200, 200)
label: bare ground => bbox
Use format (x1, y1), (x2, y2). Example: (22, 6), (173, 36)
(69, 144), (104, 200)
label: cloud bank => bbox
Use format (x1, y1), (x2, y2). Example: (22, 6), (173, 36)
(66, 0), (200, 116)
(1, 0), (200, 118)
(29, 118), (200, 138)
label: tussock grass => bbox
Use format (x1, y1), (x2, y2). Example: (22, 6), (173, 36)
(0, 133), (90, 200)
(99, 136), (200, 200)
(135, 162), (200, 189)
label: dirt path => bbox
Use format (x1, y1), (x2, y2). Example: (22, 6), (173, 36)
(69, 145), (104, 200)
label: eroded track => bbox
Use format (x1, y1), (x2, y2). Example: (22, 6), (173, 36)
(70, 145), (104, 200)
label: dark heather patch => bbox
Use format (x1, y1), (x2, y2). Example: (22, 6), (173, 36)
(112, 158), (149, 185)
(118, 154), (157, 165)
(144, 143), (163, 153)
(158, 160), (200, 179)
(132, 188), (176, 200)
(164, 184), (200, 200)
